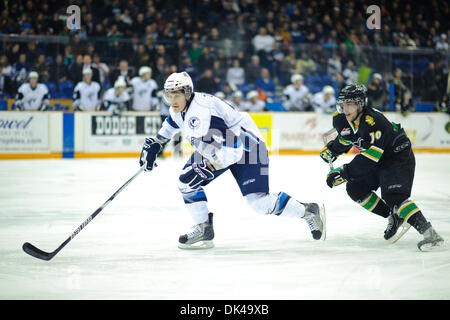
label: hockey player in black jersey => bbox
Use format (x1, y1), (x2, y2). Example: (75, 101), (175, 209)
(320, 84), (444, 251)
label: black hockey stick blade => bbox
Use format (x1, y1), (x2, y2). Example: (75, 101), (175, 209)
(22, 242), (55, 261)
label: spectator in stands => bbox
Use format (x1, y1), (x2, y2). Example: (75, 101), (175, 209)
(196, 69), (218, 94)
(436, 34), (449, 52)
(15, 71), (50, 111)
(296, 51), (316, 75)
(327, 54), (342, 78)
(68, 54), (83, 85)
(252, 27), (275, 67)
(0, 55), (12, 77)
(278, 48), (297, 86)
(422, 62), (440, 103)
(92, 54), (109, 85)
(226, 59), (245, 86)
(243, 90), (266, 112)
(246, 55), (263, 85)
(311, 85), (336, 114)
(33, 54), (50, 83)
(132, 44), (151, 70)
(0, 65), (15, 96)
(282, 74), (310, 111)
(367, 73), (386, 110)
(179, 55), (198, 81)
(49, 54), (68, 86)
(255, 68), (276, 98)
(187, 41), (203, 64)
(395, 89), (415, 117)
(212, 60), (226, 89)
(343, 60), (358, 85)
(392, 68), (408, 101)
(110, 59), (133, 87)
(11, 53), (31, 84)
(196, 46), (215, 74)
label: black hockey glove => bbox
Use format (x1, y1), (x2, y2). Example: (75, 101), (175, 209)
(320, 142), (339, 164)
(179, 159), (216, 189)
(139, 137), (163, 171)
(326, 166), (347, 188)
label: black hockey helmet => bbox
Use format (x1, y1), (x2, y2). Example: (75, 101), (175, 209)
(336, 83), (367, 113)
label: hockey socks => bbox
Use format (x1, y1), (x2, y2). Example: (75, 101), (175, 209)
(359, 192), (390, 218)
(397, 200), (421, 223)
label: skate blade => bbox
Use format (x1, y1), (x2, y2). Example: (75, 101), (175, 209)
(178, 240), (214, 250)
(389, 223), (411, 244)
(418, 239), (446, 252)
(319, 204), (326, 241)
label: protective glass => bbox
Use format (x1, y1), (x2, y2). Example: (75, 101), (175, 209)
(164, 91), (185, 104)
(337, 101), (358, 114)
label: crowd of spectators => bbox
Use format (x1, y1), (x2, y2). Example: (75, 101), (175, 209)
(0, 0), (449, 113)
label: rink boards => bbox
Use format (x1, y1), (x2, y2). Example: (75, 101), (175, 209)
(0, 111), (449, 159)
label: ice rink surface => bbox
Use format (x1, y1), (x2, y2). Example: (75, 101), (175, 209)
(1, 154), (449, 300)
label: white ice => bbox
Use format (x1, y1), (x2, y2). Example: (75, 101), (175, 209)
(0, 154), (449, 299)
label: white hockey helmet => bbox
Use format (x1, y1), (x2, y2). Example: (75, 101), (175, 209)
(233, 90), (243, 98)
(139, 66), (152, 76)
(214, 91), (225, 99)
(164, 71), (194, 99)
(322, 85), (335, 96)
(82, 68), (93, 75)
(114, 78), (127, 88)
(29, 71), (39, 79)
(246, 90), (258, 100)
(291, 74), (303, 84)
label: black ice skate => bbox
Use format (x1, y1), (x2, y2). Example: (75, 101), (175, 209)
(178, 212), (215, 249)
(418, 226), (445, 252)
(303, 203), (326, 240)
(384, 211), (410, 243)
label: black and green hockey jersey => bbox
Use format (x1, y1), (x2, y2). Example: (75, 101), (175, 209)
(328, 107), (411, 180)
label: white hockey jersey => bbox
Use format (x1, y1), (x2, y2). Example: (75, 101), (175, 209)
(311, 92), (336, 113)
(242, 99), (266, 112)
(102, 87), (130, 112)
(157, 92), (264, 169)
(73, 81), (101, 111)
(130, 77), (158, 111)
(283, 84), (309, 110)
(16, 83), (49, 110)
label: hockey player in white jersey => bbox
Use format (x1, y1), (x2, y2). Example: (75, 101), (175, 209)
(130, 66), (159, 111)
(282, 74), (310, 111)
(73, 68), (102, 111)
(15, 71), (50, 111)
(100, 79), (130, 114)
(311, 85), (336, 114)
(139, 72), (326, 249)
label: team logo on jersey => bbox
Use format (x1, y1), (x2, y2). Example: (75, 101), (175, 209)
(188, 116), (200, 129)
(365, 115), (375, 126)
(352, 137), (364, 148)
(340, 128), (351, 136)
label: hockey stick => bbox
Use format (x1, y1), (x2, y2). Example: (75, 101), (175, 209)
(23, 166), (145, 261)
(322, 128), (337, 170)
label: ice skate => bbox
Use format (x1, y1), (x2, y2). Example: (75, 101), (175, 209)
(302, 203), (326, 240)
(418, 226), (445, 252)
(178, 212), (215, 249)
(384, 211), (410, 243)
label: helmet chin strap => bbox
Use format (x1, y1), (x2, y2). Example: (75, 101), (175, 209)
(182, 93), (194, 113)
(353, 106), (365, 122)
